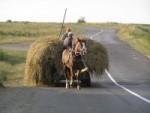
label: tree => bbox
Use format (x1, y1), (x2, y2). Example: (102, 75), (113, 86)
(6, 20), (12, 23)
(77, 17), (86, 23)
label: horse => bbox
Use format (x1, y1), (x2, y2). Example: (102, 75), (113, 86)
(62, 37), (87, 90)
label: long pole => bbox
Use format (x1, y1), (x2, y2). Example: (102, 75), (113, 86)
(59, 9), (67, 38)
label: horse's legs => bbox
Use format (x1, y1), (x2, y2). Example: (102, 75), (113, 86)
(76, 70), (81, 90)
(64, 67), (69, 89)
(70, 68), (73, 87)
(65, 75), (68, 89)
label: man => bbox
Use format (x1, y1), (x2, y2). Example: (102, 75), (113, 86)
(62, 27), (72, 40)
(62, 27), (74, 49)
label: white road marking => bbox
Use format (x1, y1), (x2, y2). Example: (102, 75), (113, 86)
(90, 29), (103, 39)
(105, 69), (150, 104)
(90, 30), (150, 104)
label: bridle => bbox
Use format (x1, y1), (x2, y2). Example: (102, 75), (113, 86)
(73, 40), (87, 56)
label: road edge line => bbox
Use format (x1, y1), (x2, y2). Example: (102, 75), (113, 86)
(105, 69), (150, 104)
(90, 29), (103, 39)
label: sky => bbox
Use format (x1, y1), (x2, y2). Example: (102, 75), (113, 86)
(0, 0), (150, 24)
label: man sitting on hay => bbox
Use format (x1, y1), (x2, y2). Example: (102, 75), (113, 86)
(62, 27), (74, 50)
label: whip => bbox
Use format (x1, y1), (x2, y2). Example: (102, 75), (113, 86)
(59, 9), (67, 39)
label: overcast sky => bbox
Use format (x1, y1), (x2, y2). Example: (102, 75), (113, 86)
(0, 0), (150, 24)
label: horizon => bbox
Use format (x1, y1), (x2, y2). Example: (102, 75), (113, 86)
(1, 21), (150, 25)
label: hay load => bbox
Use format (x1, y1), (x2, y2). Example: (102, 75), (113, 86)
(24, 38), (63, 86)
(86, 39), (109, 76)
(24, 37), (108, 86)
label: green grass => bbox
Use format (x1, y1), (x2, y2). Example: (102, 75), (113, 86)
(0, 49), (27, 86)
(0, 22), (80, 44)
(0, 49), (8, 61)
(0, 22), (60, 43)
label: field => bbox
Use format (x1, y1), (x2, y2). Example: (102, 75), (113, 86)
(0, 22), (150, 86)
(0, 22), (61, 44)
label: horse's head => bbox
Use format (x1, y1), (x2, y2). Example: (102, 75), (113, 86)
(74, 37), (87, 56)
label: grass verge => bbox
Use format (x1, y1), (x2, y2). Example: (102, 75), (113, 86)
(117, 24), (150, 59)
(0, 49), (27, 86)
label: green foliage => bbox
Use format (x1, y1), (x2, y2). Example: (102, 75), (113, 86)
(0, 71), (7, 87)
(0, 50), (27, 86)
(0, 49), (8, 61)
(129, 25), (150, 40)
(6, 20), (12, 23)
(0, 71), (7, 82)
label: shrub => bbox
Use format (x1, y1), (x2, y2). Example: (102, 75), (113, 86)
(6, 20), (12, 23)
(0, 49), (8, 61)
(77, 17), (86, 23)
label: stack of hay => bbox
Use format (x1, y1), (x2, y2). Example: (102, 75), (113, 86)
(86, 39), (109, 76)
(24, 37), (108, 86)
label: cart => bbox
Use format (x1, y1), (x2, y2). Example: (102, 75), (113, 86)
(52, 69), (91, 87)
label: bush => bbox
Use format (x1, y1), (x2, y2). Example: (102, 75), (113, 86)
(0, 49), (8, 61)
(77, 17), (86, 23)
(0, 71), (7, 87)
(0, 71), (7, 81)
(6, 20), (12, 23)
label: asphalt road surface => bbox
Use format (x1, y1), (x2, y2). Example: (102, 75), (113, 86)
(0, 27), (150, 113)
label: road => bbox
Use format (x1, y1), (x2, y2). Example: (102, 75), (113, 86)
(0, 42), (31, 51)
(0, 27), (150, 113)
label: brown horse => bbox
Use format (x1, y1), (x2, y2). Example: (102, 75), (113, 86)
(62, 37), (87, 90)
